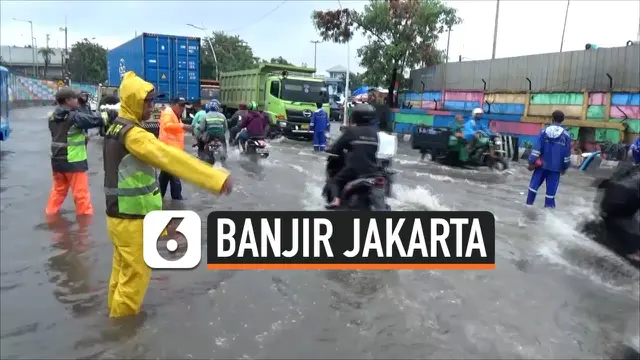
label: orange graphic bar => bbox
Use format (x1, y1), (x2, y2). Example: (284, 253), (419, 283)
(207, 263), (495, 270)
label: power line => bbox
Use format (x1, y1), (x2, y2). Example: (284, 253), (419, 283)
(223, 1), (288, 33)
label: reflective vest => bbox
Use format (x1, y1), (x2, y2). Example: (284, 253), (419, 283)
(49, 110), (88, 172)
(203, 112), (226, 137)
(103, 118), (162, 218)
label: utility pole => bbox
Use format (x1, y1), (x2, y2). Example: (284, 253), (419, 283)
(310, 40), (321, 72)
(560, 0), (570, 52)
(46, 33), (50, 48)
(491, 0), (500, 59)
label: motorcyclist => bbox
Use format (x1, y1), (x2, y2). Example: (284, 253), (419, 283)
(228, 103), (248, 145)
(462, 108), (491, 154)
(236, 101), (268, 152)
(192, 103), (208, 154)
(198, 101), (228, 154)
(325, 103), (380, 209)
(77, 92), (92, 114)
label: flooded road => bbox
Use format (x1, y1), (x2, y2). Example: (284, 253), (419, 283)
(1, 107), (638, 359)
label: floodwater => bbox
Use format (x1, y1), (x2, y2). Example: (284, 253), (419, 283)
(1, 107), (638, 359)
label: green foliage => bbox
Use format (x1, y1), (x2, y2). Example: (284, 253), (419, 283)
(0, 56), (5, 66)
(348, 72), (364, 91)
(37, 47), (56, 78)
(68, 39), (107, 83)
(269, 56), (292, 65)
(312, 0), (460, 104)
(201, 31), (261, 79)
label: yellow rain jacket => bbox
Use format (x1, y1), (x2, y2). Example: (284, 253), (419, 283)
(106, 71), (230, 318)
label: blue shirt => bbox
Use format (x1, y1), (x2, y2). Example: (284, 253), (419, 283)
(631, 137), (640, 164)
(462, 117), (490, 140)
(528, 124), (572, 172)
(310, 109), (329, 132)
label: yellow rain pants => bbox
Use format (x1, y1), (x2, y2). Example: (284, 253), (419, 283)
(107, 71), (230, 318)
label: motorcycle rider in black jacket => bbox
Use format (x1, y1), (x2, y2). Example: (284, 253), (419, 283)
(325, 103), (379, 209)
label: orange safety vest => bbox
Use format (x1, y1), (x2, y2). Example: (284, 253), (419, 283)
(158, 107), (185, 150)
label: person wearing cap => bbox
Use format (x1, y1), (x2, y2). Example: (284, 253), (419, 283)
(158, 96), (193, 200)
(104, 71), (233, 318)
(526, 110), (572, 208)
(46, 88), (108, 216)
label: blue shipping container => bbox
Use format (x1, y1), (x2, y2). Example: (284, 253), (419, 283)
(107, 33), (201, 102)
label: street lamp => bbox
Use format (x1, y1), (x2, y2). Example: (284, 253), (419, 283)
(59, 26), (69, 80)
(186, 23), (219, 81)
(13, 18), (36, 76)
(337, 0), (350, 126)
(310, 40), (322, 72)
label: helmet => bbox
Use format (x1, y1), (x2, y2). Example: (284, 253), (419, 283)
(203, 103), (210, 112)
(247, 101), (258, 111)
(209, 102), (220, 112)
(472, 108), (483, 116)
(351, 103), (377, 125)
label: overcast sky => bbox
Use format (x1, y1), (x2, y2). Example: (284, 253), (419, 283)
(1, 0), (639, 76)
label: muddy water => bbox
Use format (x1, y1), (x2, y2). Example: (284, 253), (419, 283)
(0, 108), (637, 359)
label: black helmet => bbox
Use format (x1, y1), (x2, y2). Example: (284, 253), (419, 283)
(351, 103), (376, 125)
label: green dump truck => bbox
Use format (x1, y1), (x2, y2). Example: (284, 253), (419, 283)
(219, 63), (329, 140)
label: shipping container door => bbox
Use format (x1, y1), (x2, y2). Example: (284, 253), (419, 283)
(144, 35), (171, 97)
(172, 37), (200, 102)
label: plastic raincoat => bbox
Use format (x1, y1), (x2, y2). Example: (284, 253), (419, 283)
(107, 71), (230, 318)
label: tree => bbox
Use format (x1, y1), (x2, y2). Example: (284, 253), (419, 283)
(0, 56), (5, 66)
(269, 56), (293, 65)
(38, 47), (56, 78)
(348, 72), (364, 91)
(68, 38), (107, 83)
(201, 31), (260, 79)
(312, 0), (460, 106)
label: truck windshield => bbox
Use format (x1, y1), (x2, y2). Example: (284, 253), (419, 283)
(281, 79), (326, 104)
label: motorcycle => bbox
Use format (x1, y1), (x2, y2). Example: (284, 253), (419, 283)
(416, 128), (508, 171)
(235, 130), (269, 162)
(322, 153), (390, 211)
(204, 138), (226, 165)
(581, 164), (640, 269)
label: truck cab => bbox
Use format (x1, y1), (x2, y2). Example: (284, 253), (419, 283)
(265, 72), (330, 139)
(219, 64), (330, 141)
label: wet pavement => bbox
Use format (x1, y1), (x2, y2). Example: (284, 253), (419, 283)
(1, 107), (638, 359)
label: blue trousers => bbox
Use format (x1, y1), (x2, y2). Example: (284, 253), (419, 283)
(313, 131), (326, 152)
(526, 168), (561, 208)
(159, 171), (183, 200)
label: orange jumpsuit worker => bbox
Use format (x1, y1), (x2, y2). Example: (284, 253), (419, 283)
(104, 71), (233, 318)
(46, 88), (107, 216)
(158, 97), (193, 200)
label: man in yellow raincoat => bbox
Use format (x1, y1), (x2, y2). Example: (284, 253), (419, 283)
(104, 71), (233, 318)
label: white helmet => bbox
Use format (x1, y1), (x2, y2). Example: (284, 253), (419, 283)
(472, 108), (484, 115)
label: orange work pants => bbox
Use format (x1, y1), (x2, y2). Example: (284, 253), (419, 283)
(45, 171), (94, 216)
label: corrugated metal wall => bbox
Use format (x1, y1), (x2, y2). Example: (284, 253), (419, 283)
(410, 44), (640, 91)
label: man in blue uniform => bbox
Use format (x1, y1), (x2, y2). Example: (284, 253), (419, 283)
(526, 110), (572, 208)
(630, 137), (640, 164)
(462, 108), (490, 153)
(310, 102), (329, 151)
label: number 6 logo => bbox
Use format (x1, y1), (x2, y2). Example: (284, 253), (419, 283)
(143, 210), (202, 269)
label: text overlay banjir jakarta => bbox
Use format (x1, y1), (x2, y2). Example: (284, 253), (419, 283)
(206, 211), (495, 270)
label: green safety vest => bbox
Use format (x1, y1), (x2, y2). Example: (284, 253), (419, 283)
(49, 110), (88, 172)
(103, 117), (162, 218)
(204, 113), (226, 137)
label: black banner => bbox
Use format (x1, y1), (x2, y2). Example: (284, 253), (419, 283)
(206, 211), (495, 270)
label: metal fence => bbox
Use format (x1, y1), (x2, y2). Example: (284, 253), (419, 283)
(410, 44), (640, 92)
